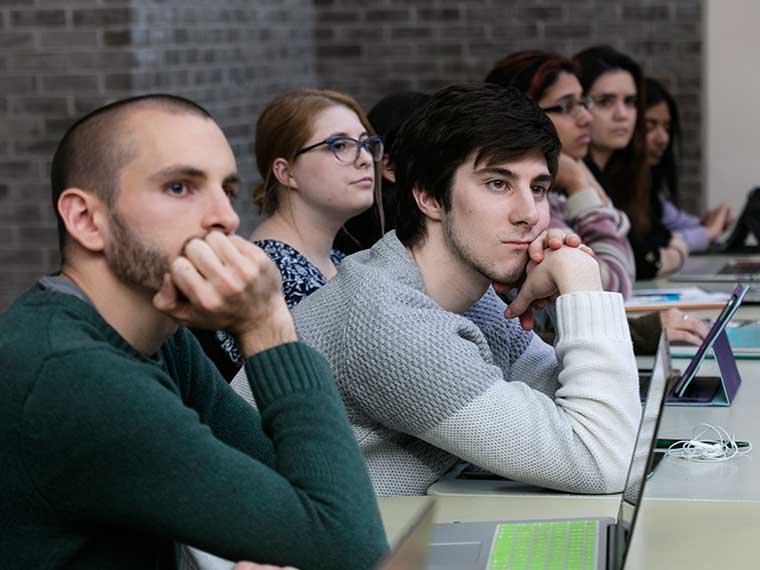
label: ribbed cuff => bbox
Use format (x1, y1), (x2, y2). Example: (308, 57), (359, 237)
(555, 291), (630, 343)
(565, 187), (604, 220)
(244, 342), (333, 408)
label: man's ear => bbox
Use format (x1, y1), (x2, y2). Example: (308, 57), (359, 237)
(57, 188), (109, 253)
(411, 185), (444, 222)
(271, 157), (298, 190)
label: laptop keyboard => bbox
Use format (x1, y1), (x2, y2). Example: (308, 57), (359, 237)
(718, 262), (760, 275)
(727, 325), (760, 348)
(489, 520), (598, 570)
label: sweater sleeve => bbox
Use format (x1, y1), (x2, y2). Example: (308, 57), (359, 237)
(659, 196), (710, 253)
(550, 188), (636, 299)
(343, 290), (640, 494)
(21, 342), (387, 570)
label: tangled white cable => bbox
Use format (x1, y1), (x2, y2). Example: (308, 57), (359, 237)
(665, 423), (753, 462)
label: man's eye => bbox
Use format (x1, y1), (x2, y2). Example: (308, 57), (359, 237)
(224, 186), (238, 200)
(166, 182), (188, 196)
(486, 179), (506, 191)
(531, 185), (548, 197)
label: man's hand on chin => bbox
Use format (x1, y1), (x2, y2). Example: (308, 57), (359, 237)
(152, 231), (297, 357)
(495, 228), (600, 331)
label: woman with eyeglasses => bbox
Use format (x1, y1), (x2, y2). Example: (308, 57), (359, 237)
(574, 45), (689, 280)
(192, 88), (382, 380)
(645, 77), (732, 252)
(485, 51), (708, 351)
(485, 50), (636, 299)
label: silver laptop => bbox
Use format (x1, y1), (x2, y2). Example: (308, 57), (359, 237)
(671, 256), (760, 282)
(376, 500), (436, 570)
(425, 332), (671, 570)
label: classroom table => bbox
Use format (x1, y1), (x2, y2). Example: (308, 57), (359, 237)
(379, 495), (760, 569)
(428, 267), (760, 500)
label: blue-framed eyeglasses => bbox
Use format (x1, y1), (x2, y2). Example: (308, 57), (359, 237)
(295, 136), (384, 164)
(541, 96), (596, 117)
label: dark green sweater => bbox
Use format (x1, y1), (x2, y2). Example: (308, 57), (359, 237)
(0, 285), (387, 569)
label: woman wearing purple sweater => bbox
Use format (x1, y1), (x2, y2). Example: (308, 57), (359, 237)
(645, 77), (732, 253)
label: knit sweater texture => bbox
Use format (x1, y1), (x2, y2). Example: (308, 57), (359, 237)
(0, 285), (387, 570)
(293, 231), (642, 496)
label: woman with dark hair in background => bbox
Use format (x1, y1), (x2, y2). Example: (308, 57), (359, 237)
(645, 77), (731, 252)
(487, 50), (708, 349)
(336, 91), (430, 254)
(574, 45), (688, 279)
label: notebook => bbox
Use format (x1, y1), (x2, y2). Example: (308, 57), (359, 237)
(638, 284), (749, 405)
(425, 332), (671, 570)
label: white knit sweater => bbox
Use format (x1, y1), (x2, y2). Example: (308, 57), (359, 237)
(293, 231), (641, 496)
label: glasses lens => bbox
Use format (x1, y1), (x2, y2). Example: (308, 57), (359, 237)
(366, 137), (384, 161)
(580, 97), (595, 112)
(330, 138), (356, 163)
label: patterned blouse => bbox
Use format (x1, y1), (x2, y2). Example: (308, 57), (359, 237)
(191, 239), (346, 381)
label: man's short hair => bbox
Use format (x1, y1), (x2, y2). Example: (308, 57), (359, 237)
(391, 83), (561, 247)
(50, 94), (214, 256)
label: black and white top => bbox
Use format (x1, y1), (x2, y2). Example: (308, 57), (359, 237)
(191, 240), (346, 381)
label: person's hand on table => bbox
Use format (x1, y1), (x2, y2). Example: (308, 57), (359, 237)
(701, 203), (732, 241)
(659, 308), (709, 346)
(494, 228), (599, 331)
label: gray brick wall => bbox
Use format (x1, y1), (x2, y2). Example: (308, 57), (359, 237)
(0, 0), (702, 310)
(0, 0), (316, 309)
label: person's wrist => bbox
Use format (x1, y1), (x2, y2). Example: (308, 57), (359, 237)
(552, 250), (603, 294)
(231, 301), (298, 358)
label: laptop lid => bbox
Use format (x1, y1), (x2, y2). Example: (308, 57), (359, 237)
(671, 284), (749, 399)
(376, 500), (436, 570)
(610, 331), (671, 570)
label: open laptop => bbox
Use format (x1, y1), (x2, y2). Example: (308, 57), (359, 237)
(425, 332), (671, 570)
(671, 256), (760, 282)
(376, 500), (436, 570)
(638, 283), (748, 405)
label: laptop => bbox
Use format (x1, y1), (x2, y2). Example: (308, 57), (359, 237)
(376, 500), (436, 570)
(671, 256), (760, 282)
(425, 332), (672, 570)
(638, 283), (749, 405)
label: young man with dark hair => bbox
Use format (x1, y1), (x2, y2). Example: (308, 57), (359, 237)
(0, 95), (386, 569)
(293, 83), (641, 496)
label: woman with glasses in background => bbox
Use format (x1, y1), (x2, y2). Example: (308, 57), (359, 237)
(645, 77), (732, 252)
(486, 50), (708, 351)
(193, 88), (382, 379)
(574, 45), (689, 280)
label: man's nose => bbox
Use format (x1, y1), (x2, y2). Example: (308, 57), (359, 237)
(204, 187), (240, 234)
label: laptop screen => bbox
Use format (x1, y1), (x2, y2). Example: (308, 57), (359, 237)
(673, 283), (749, 396)
(611, 331), (671, 570)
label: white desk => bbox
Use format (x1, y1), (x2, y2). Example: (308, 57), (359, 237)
(428, 358), (760, 501)
(379, 495), (760, 570)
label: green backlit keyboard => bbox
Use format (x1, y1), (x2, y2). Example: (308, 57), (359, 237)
(488, 520), (599, 570)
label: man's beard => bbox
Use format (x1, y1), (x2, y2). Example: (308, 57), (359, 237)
(442, 210), (528, 286)
(105, 209), (172, 292)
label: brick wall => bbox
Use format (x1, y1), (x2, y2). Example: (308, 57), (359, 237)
(0, 0), (316, 309)
(0, 0), (702, 310)
(314, 0), (703, 211)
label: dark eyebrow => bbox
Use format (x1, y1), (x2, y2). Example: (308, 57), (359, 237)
(148, 165), (207, 183)
(223, 173), (241, 187)
(532, 174), (553, 185)
(148, 165), (240, 187)
(473, 166), (515, 178)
